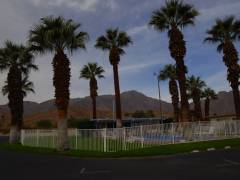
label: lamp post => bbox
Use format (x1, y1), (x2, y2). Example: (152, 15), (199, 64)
(112, 99), (116, 128)
(154, 73), (163, 121)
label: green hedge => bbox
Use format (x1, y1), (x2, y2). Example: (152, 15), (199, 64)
(36, 120), (53, 129)
(68, 117), (95, 129)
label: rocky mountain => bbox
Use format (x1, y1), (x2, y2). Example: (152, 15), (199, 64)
(0, 90), (172, 127)
(0, 90), (238, 127)
(206, 91), (237, 116)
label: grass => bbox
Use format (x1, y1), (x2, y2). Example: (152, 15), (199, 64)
(0, 138), (240, 158)
(23, 136), (144, 151)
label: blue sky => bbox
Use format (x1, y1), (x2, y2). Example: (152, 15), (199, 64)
(0, 0), (240, 104)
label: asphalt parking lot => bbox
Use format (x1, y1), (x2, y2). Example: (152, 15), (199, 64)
(0, 136), (240, 180)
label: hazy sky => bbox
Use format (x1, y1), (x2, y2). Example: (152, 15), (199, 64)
(0, 0), (240, 104)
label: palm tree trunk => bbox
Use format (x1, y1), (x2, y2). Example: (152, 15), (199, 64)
(57, 109), (68, 150)
(90, 78), (98, 120)
(8, 66), (23, 144)
(92, 96), (97, 119)
(112, 63), (122, 128)
(223, 41), (240, 119)
(205, 98), (210, 121)
(53, 51), (70, 150)
(193, 92), (203, 121)
(176, 59), (190, 122)
(169, 79), (179, 122)
(169, 26), (190, 122)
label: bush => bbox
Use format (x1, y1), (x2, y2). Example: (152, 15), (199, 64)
(0, 129), (9, 134)
(68, 117), (95, 129)
(36, 120), (53, 129)
(131, 110), (155, 118)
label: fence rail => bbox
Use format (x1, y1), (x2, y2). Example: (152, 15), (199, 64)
(21, 120), (240, 152)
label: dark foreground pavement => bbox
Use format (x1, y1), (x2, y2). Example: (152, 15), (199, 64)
(0, 136), (8, 143)
(0, 137), (240, 180)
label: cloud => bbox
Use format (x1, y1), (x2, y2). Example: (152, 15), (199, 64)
(127, 24), (148, 36)
(101, 57), (169, 77)
(29, 0), (118, 12)
(198, 1), (240, 23)
(119, 59), (164, 73)
(205, 70), (230, 91)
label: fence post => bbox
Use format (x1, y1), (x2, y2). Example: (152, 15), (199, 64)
(103, 128), (107, 152)
(229, 121), (232, 136)
(21, 130), (25, 145)
(199, 121), (202, 141)
(52, 131), (55, 148)
(140, 125), (144, 148)
(75, 129), (78, 150)
(36, 129), (39, 147)
(171, 123), (175, 144)
(224, 120), (227, 137)
(123, 127), (126, 151)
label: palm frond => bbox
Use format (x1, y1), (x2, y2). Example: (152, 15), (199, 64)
(204, 16), (240, 52)
(158, 64), (177, 81)
(80, 62), (105, 80)
(29, 16), (89, 54)
(2, 76), (34, 97)
(187, 75), (206, 95)
(149, 0), (199, 31)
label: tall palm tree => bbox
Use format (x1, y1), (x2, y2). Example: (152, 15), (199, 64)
(186, 75), (206, 121)
(0, 41), (38, 143)
(95, 28), (132, 128)
(149, 0), (199, 122)
(28, 16), (89, 150)
(158, 64), (179, 122)
(80, 63), (105, 119)
(204, 16), (240, 119)
(2, 76), (35, 97)
(202, 87), (217, 121)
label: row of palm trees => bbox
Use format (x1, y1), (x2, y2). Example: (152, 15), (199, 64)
(0, 16), (131, 150)
(158, 64), (217, 122)
(0, 0), (240, 151)
(150, 0), (240, 123)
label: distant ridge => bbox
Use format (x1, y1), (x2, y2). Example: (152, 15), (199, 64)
(0, 90), (238, 127)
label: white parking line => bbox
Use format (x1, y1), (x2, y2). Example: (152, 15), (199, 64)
(217, 159), (240, 168)
(80, 168), (111, 175)
(80, 168), (85, 174)
(224, 159), (240, 165)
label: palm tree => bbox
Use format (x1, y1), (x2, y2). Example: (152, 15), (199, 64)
(80, 63), (105, 119)
(202, 88), (217, 121)
(28, 16), (89, 150)
(0, 41), (37, 143)
(204, 16), (240, 119)
(149, 0), (199, 122)
(95, 28), (132, 128)
(186, 75), (206, 121)
(2, 76), (35, 97)
(158, 64), (179, 122)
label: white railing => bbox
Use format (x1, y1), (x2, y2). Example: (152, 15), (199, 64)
(21, 120), (240, 152)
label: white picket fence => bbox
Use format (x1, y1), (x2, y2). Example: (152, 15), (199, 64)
(20, 120), (240, 152)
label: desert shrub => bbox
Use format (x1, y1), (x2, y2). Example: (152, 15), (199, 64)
(36, 120), (53, 129)
(131, 110), (155, 118)
(0, 129), (9, 134)
(68, 117), (95, 129)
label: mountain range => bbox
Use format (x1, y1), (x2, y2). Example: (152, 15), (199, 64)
(0, 90), (237, 127)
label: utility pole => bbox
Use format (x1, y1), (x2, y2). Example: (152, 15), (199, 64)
(154, 73), (163, 121)
(112, 99), (116, 128)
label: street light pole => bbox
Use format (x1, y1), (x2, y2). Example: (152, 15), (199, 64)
(112, 99), (115, 128)
(154, 73), (163, 121)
